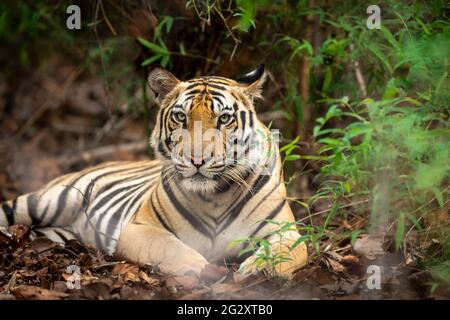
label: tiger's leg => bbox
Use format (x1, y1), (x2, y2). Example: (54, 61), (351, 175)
(238, 203), (308, 279)
(117, 220), (209, 276)
(32, 226), (77, 244)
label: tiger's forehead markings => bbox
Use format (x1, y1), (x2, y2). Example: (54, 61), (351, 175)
(177, 77), (236, 114)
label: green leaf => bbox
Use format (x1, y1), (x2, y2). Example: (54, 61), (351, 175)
(380, 26), (400, 51)
(285, 154), (301, 161)
(142, 54), (162, 66)
(351, 230), (362, 246)
(367, 43), (393, 73)
(415, 17), (432, 35)
(318, 137), (342, 146)
(179, 42), (186, 56)
(395, 211), (405, 251)
(322, 66), (332, 92)
(432, 187), (444, 207)
(294, 94), (304, 124)
(290, 235), (309, 251)
(161, 54), (170, 67)
(137, 37), (168, 55)
(227, 238), (246, 250)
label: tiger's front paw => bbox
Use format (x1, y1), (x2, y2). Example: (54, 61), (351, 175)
(237, 243), (308, 280)
(168, 257), (210, 277)
(237, 255), (295, 280)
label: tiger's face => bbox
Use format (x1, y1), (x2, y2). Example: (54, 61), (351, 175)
(148, 65), (269, 193)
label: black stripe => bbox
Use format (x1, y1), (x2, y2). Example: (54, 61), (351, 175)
(218, 154), (278, 225)
(213, 97), (224, 108)
(162, 182), (213, 238)
(205, 80), (230, 86)
(26, 196), (40, 225)
(240, 111), (246, 128)
(248, 180), (281, 218)
(208, 76), (230, 81)
(185, 89), (202, 96)
(249, 111), (254, 128)
(207, 90), (225, 98)
(12, 199), (17, 214)
(83, 166), (157, 208)
(158, 108), (165, 140)
(96, 187), (142, 248)
(176, 182), (215, 229)
(103, 185), (152, 248)
(95, 181), (149, 225)
(53, 229), (71, 242)
(215, 177), (233, 193)
(2, 203), (14, 226)
(49, 165), (125, 225)
(206, 83), (227, 91)
(186, 83), (204, 90)
(151, 196), (176, 235)
(88, 178), (150, 222)
(217, 173), (271, 233)
(49, 164), (154, 226)
(40, 204), (50, 222)
(158, 141), (171, 159)
(249, 201), (286, 238)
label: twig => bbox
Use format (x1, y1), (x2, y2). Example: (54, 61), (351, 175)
(297, 199), (370, 223)
(92, 261), (127, 269)
(213, 6), (241, 61)
(5, 271), (17, 294)
(99, 0), (117, 36)
(349, 44), (367, 97)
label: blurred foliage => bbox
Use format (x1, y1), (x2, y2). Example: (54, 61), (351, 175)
(0, 0), (449, 289)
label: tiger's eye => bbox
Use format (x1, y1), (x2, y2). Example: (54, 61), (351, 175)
(174, 112), (186, 122)
(219, 114), (231, 124)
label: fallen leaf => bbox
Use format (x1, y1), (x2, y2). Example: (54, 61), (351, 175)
(111, 263), (139, 275)
(0, 224), (30, 251)
(11, 285), (68, 300)
(112, 263), (140, 282)
(30, 237), (57, 253)
(139, 271), (160, 286)
(326, 258), (346, 273)
(341, 255), (360, 265)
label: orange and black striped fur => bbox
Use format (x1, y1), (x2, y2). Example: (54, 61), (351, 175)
(0, 66), (307, 278)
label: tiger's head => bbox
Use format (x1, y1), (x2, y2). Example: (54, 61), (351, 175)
(148, 65), (275, 193)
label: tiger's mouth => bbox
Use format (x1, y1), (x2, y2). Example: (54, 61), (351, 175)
(190, 172), (211, 182)
(179, 171), (220, 193)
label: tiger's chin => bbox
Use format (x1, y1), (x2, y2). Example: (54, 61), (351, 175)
(179, 174), (218, 193)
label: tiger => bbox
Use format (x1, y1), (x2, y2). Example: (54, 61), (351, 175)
(0, 65), (307, 279)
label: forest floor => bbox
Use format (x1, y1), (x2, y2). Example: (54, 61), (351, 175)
(0, 223), (445, 300)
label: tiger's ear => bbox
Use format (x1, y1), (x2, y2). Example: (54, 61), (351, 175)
(237, 64), (267, 102)
(147, 66), (180, 104)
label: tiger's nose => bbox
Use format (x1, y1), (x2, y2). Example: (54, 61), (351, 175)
(190, 155), (207, 168)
